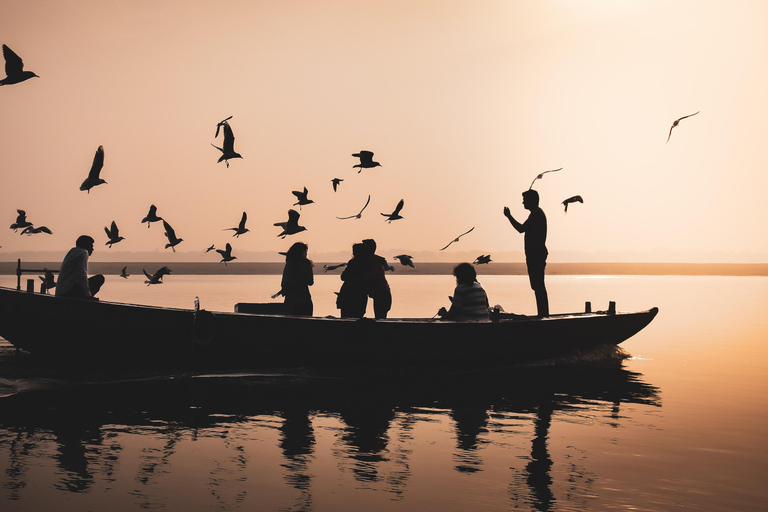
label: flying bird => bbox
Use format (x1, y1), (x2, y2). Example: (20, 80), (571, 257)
(323, 263), (347, 273)
(162, 220), (183, 252)
(205, 244), (215, 253)
(337, 195), (371, 220)
(529, 168), (563, 190)
(141, 205), (163, 228)
(562, 195), (583, 213)
(292, 187), (314, 209)
(274, 209), (306, 238)
(393, 254), (415, 267)
(1, 45), (38, 86)
(667, 111), (700, 143)
(20, 225), (52, 235)
(143, 266), (172, 286)
(104, 220), (125, 247)
(381, 199), (404, 222)
(224, 212), (249, 237)
(352, 151), (381, 172)
(10, 209), (32, 232)
(39, 269), (56, 292)
(331, 178), (343, 192)
(440, 227), (475, 251)
(120, 266), (129, 279)
(216, 243), (236, 265)
(215, 115), (233, 138)
(211, 118), (242, 167)
(80, 145), (106, 193)
(473, 254), (492, 265)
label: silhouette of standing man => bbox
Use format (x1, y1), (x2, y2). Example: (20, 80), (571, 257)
(504, 190), (549, 316)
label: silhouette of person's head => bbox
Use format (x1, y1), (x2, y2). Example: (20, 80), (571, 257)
(75, 235), (95, 255)
(284, 242), (308, 261)
(352, 242), (370, 259)
(453, 262), (477, 285)
(522, 189), (540, 210)
(362, 239), (377, 253)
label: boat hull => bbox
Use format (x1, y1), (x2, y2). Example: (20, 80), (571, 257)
(0, 286), (658, 368)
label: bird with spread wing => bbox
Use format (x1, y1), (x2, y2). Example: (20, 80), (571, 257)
(440, 227), (475, 251)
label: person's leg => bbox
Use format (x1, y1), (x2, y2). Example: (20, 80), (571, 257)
(88, 274), (105, 297)
(527, 261), (548, 317)
(373, 291), (392, 319)
(295, 298), (313, 316)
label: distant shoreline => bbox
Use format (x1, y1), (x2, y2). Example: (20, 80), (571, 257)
(2, 261), (768, 277)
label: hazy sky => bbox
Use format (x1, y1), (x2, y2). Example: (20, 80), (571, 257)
(2, 0), (767, 263)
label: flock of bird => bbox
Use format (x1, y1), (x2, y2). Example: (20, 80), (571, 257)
(3, 43), (701, 285)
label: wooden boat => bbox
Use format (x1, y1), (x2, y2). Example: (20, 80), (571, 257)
(0, 285), (658, 368)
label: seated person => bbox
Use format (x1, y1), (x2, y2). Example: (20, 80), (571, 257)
(55, 235), (104, 300)
(437, 263), (490, 321)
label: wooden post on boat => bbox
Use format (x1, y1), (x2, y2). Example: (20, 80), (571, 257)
(585, 301), (591, 313)
(608, 301), (616, 315)
(15, 258), (59, 293)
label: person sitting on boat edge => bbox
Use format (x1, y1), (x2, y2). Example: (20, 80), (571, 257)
(437, 263), (490, 321)
(273, 242), (314, 316)
(55, 235), (105, 300)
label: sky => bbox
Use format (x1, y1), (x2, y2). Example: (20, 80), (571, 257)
(2, 0), (767, 263)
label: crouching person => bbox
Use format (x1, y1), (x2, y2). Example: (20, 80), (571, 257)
(55, 235), (104, 300)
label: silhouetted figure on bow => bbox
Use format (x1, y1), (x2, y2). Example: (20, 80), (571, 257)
(504, 189), (549, 316)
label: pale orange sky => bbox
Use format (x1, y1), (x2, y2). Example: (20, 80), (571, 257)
(2, 0), (767, 263)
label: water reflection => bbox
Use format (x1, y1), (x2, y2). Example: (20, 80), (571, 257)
(0, 359), (659, 510)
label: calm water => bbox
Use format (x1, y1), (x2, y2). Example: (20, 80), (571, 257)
(1, 274), (767, 511)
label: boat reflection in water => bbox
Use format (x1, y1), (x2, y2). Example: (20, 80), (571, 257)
(0, 351), (660, 511)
